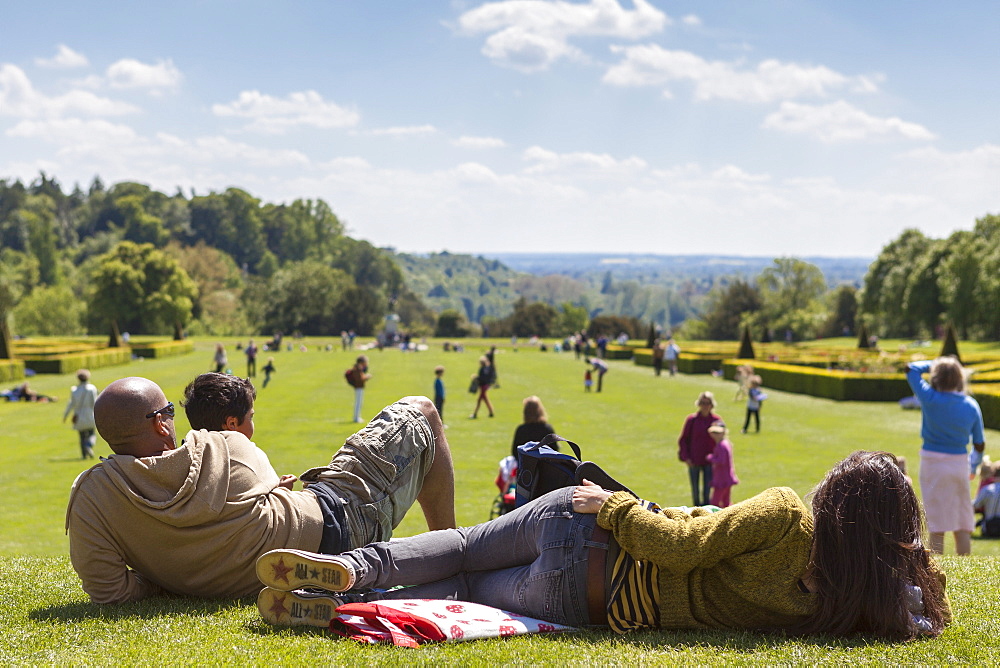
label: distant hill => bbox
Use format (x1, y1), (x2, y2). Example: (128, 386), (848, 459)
(489, 253), (872, 287)
(392, 251), (870, 329)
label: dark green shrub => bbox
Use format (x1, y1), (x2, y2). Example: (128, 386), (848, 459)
(0, 360), (25, 384)
(130, 340), (194, 359)
(25, 348), (133, 374)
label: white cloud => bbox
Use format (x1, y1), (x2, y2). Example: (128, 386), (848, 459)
(481, 27), (584, 72)
(762, 100), (936, 142)
(7, 118), (139, 146)
(452, 135), (506, 148)
(603, 45), (876, 102)
(681, 14), (701, 27)
(106, 58), (183, 90)
(36, 45), (89, 69)
(458, 0), (668, 72)
(711, 164), (770, 183)
(12, 130), (989, 257)
(0, 64), (139, 118)
(454, 161), (502, 184)
(369, 124), (437, 137)
(212, 90), (360, 134)
(71, 74), (105, 90)
(888, 143), (1000, 219)
(183, 135), (310, 166)
(6, 118), (310, 173)
(522, 145), (647, 175)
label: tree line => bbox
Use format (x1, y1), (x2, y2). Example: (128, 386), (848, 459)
(2, 173), (992, 344)
(859, 215), (1000, 341)
(0, 175), (424, 339)
(686, 212), (999, 344)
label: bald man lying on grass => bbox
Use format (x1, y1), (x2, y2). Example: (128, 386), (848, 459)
(66, 374), (455, 603)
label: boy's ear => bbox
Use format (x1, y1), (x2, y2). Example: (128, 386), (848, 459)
(224, 415), (241, 430)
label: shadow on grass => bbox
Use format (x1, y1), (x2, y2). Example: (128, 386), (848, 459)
(586, 627), (907, 652)
(29, 594), (255, 623)
(245, 618), (909, 651)
(30, 595), (917, 652)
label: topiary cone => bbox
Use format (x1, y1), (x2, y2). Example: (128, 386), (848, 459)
(856, 321), (870, 349)
(738, 325), (756, 359)
(941, 323), (961, 363)
(108, 321), (123, 348)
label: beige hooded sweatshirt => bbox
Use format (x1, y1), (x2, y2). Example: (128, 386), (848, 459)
(66, 429), (324, 603)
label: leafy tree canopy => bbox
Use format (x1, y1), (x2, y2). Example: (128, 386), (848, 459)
(89, 241), (198, 335)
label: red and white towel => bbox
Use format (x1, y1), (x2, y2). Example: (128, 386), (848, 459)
(329, 599), (578, 647)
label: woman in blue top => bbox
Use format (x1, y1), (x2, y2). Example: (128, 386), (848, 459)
(906, 357), (986, 555)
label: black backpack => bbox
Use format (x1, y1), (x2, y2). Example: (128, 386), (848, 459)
(514, 433), (634, 508)
(983, 516), (1000, 538)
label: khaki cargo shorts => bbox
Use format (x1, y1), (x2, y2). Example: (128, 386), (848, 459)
(300, 400), (435, 548)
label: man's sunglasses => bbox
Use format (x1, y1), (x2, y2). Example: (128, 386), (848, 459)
(145, 401), (175, 420)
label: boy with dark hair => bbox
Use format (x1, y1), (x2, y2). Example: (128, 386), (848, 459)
(182, 373), (256, 436)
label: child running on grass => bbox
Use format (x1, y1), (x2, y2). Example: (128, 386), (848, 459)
(262, 357), (276, 388)
(707, 420), (739, 508)
(742, 375), (767, 434)
(433, 365), (445, 421)
(584, 368), (593, 392)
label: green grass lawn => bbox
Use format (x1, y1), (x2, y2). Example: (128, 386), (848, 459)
(2, 337), (999, 665)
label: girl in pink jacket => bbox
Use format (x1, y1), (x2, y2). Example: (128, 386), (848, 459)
(707, 421), (739, 508)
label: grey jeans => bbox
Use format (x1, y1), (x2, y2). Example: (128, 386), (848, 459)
(341, 487), (608, 627)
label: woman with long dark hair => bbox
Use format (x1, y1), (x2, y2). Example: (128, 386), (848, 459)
(259, 451), (949, 640)
(510, 395), (556, 458)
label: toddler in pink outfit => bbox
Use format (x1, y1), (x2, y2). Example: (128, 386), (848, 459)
(707, 420), (739, 508)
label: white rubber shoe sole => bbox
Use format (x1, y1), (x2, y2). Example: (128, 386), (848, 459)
(256, 549), (356, 592)
(257, 587), (343, 628)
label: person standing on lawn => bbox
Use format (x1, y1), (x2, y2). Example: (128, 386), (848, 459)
(678, 391), (722, 506)
(349, 355), (371, 423)
(245, 339), (258, 378)
(470, 356), (495, 419)
(706, 420), (739, 508)
(906, 357), (985, 555)
(664, 338), (680, 376)
(63, 369), (99, 459)
(433, 365), (446, 422)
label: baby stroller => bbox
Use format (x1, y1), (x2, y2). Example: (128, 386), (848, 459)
(489, 455), (518, 519)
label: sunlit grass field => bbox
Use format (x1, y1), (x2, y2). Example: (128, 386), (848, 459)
(2, 337), (999, 665)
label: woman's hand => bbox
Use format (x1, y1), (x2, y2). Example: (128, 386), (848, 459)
(572, 479), (613, 514)
(278, 474), (298, 490)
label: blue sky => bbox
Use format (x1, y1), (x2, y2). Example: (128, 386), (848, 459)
(2, 1), (997, 257)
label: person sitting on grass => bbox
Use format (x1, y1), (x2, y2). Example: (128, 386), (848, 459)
(258, 451), (949, 641)
(973, 458), (1000, 537)
(66, 373), (455, 604)
(510, 395), (557, 458)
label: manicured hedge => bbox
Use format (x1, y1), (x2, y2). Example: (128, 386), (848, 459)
(24, 348), (133, 374)
(130, 339), (194, 359)
(12, 339), (106, 357)
(0, 359), (25, 384)
(679, 356), (723, 374)
(603, 344), (634, 360)
(971, 384), (1000, 431)
(969, 369), (1000, 383)
(721, 359), (911, 402)
(633, 348), (723, 374)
